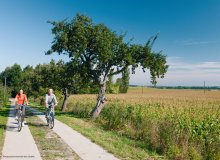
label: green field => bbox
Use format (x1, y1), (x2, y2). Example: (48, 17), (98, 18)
(60, 88), (220, 159)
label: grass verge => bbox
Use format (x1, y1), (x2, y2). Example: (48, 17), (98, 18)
(0, 105), (10, 156)
(26, 109), (81, 160)
(29, 103), (164, 159)
(55, 113), (164, 160)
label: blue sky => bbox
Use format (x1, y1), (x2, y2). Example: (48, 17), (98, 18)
(0, 0), (220, 86)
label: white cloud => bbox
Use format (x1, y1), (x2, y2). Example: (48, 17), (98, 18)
(175, 40), (219, 46)
(168, 58), (220, 72)
(128, 57), (220, 86)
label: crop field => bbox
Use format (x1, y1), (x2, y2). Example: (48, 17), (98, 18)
(65, 88), (220, 159)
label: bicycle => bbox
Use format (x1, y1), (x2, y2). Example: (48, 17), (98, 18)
(46, 105), (54, 129)
(17, 105), (25, 132)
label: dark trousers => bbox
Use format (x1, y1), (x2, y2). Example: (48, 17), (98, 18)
(14, 105), (25, 116)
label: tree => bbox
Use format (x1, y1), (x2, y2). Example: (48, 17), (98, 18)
(20, 65), (34, 96)
(46, 13), (168, 118)
(0, 64), (22, 96)
(32, 60), (76, 111)
(0, 82), (10, 108)
(0, 82), (4, 108)
(119, 67), (130, 93)
(54, 61), (76, 111)
(106, 70), (114, 93)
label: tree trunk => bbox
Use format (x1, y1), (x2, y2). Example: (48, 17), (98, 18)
(61, 88), (68, 111)
(91, 81), (107, 118)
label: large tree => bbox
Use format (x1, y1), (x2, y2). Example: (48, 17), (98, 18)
(46, 13), (168, 118)
(0, 64), (22, 96)
(119, 67), (130, 93)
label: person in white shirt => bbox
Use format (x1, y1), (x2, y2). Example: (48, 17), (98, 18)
(45, 89), (58, 118)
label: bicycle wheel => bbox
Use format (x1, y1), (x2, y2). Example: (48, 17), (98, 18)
(48, 113), (54, 129)
(46, 116), (49, 126)
(17, 112), (22, 132)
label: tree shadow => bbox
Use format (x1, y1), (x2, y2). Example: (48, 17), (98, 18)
(27, 122), (48, 127)
(0, 106), (11, 117)
(25, 108), (48, 127)
(25, 107), (45, 116)
(6, 125), (18, 132)
(55, 111), (90, 119)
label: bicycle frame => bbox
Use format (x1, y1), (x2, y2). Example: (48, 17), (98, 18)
(46, 105), (54, 129)
(17, 105), (24, 132)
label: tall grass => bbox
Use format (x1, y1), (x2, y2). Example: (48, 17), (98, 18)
(65, 88), (220, 159)
(0, 105), (10, 156)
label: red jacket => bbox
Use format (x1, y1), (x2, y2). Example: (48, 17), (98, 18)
(15, 94), (28, 105)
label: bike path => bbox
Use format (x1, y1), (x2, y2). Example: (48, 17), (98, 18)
(1, 102), (42, 160)
(28, 107), (119, 160)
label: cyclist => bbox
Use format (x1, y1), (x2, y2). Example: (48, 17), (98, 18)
(45, 89), (58, 119)
(14, 89), (28, 126)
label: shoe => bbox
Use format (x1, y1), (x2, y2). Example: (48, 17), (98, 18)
(15, 116), (18, 120)
(22, 122), (25, 127)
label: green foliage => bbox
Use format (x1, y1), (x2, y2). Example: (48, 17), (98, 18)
(0, 82), (10, 107)
(46, 13), (168, 86)
(0, 83), (4, 107)
(188, 146), (203, 160)
(119, 67), (130, 93)
(77, 82), (99, 94)
(106, 71), (114, 93)
(0, 64), (22, 96)
(20, 65), (34, 96)
(46, 13), (168, 117)
(109, 84), (120, 94)
(0, 59), (102, 105)
(0, 105), (10, 153)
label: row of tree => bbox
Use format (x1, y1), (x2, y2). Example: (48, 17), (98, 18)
(0, 13), (168, 117)
(0, 60), (130, 110)
(0, 82), (10, 108)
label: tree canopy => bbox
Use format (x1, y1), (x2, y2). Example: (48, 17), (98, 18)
(46, 13), (168, 117)
(46, 13), (168, 86)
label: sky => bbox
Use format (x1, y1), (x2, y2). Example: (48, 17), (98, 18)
(0, 0), (220, 86)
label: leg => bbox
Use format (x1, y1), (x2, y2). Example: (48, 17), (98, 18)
(21, 105), (25, 126)
(22, 105), (26, 116)
(52, 107), (55, 116)
(45, 107), (49, 117)
(14, 105), (18, 118)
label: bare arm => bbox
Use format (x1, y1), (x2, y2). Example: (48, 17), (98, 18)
(54, 95), (58, 106)
(45, 94), (48, 107)
(14, 94), (19, 105)
(25, 95), (28, 105)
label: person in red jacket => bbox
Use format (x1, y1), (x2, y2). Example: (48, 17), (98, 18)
(14, 89), (28, 126)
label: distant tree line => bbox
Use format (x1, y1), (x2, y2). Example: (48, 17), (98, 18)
(149, 86), (220, 90)
(0, 82), (10, 108)
(0, 60), (130, 110)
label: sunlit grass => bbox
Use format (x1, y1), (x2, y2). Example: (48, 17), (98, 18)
(64, 88), (220, 159)
(55, 113), (164, 160)
(29, 88), (220, 159)
(0, 105), (10, 156)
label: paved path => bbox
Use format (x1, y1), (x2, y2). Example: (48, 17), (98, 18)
(28, 107), (119, 160)
(1, 103), (42, 160)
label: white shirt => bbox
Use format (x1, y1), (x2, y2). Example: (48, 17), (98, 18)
(45, 93), (58, 106)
